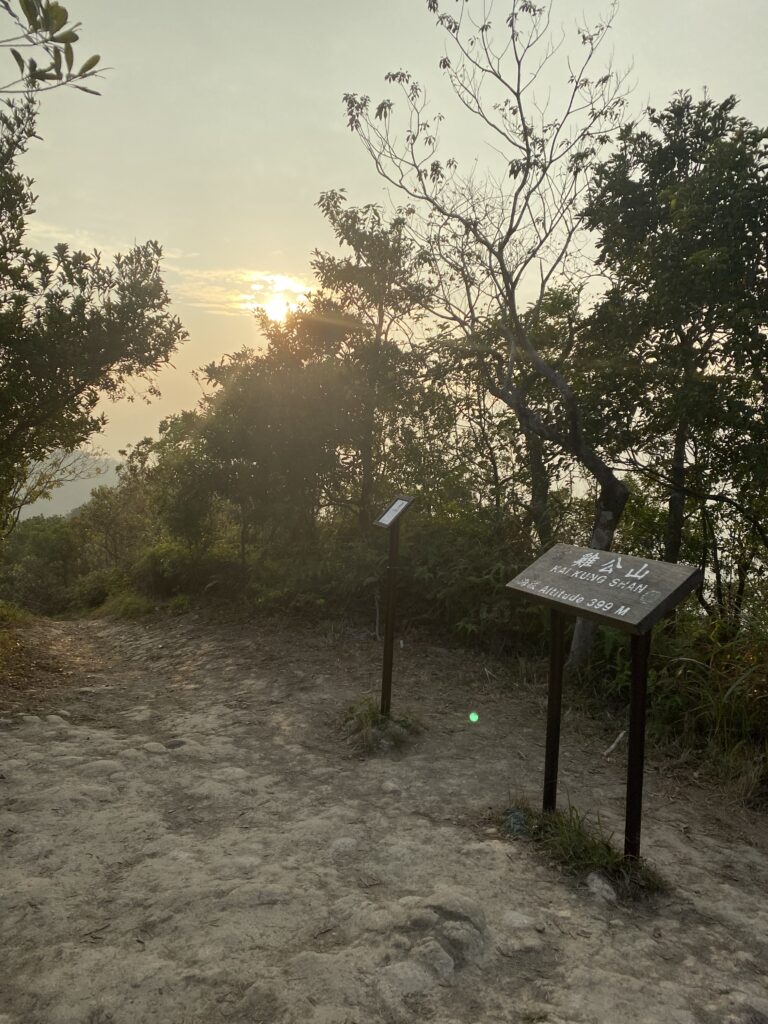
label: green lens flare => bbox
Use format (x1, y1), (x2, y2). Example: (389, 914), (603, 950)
(469, 711), (479, 723)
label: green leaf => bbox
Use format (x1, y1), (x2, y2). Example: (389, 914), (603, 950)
(73, 84), (100, 95)
(47, 3), (69, 34)
(19, 0), (38, 29)
(77, 54), (100, 76)
(51, 29), (78, 43)
(10, 48), (25, 76)
(53, 47), (62, 75)
(64, 41), (74, 71)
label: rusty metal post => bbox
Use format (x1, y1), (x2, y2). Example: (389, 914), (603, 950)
(380, 518), (400, 717)
(625, 631), (651, 859)
(543, 609), (565, 813)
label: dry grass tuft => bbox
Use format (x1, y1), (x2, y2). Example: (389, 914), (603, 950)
(341, 695), (424, 755)
(497, 799), (667, 900)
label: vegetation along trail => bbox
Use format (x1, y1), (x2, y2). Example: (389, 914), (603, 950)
(1, 613), (767, 1024)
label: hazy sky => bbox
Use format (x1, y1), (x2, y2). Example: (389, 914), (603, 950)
(21, 0), (768, 456)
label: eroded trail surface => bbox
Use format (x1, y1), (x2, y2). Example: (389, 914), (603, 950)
(1, 615), (767, 1024)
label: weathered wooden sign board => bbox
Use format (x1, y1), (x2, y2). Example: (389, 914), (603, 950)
(507, 543), (701, 635)
(507, 544), (702, 859)
(374, 496), (415, 717)
(374, 495), (414, 529)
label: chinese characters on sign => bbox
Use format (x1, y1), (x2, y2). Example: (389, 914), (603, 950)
(507, 543), (701, 634)
(507, 543), (702, 858)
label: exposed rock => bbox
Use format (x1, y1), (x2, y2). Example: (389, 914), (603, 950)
(586, 872), (618, 903)
(379, 960), (436, 1002)
(497, 910), (545, 955)
(54, 755), (85, 767)
(414, 937), (455, 982)
(212, 765), (248, 780)
(330, 836), (357, 857)
(81, 759), (124, 777)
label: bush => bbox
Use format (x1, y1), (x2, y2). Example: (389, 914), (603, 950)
(584, 615), (768, 805)
(96, 591), (155, 619)
(0, 516), (79, 615)
(0, 600), (29, 625)
(69, 568), (125, 610)
(397, 511), (542, 652)
(133, 541), (246, 599)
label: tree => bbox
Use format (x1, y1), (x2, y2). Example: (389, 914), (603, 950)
(199, 344), (349, 560)
(344, 1), (630, 544)
(0, 1), (184, 536)
(1, 0), (102, 95)
(583, 93), (768, 624)
(1, 445), (105, 534)
(311, 190), (435, 529)
(0, 101), (186, 531)
(344, 0), (630, 665)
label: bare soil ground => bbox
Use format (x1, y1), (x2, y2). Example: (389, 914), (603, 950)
(1, 613), (767, 1024)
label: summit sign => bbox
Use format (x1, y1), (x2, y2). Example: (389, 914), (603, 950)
(507, 543), (702, 635)
(507, 544), (703, 858)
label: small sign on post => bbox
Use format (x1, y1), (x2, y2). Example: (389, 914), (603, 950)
(374, 495), (415, 717)
(507, 543), (702, 859)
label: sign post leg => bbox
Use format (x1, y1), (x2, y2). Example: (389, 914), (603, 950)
(380, 519), (400, 718)
(543, 609), (565, 813)
(625, 631), (651, 859)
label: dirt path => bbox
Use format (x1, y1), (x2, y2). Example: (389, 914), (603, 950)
(1, 614), (767, 1024)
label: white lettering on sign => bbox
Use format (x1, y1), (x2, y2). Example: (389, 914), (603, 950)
(539, 585), (585, 605)
(515, 572), (643, 622)
(572, 553), (601, 568)
(608, 578), (647, 593)
(625, 563), (650, 580)
(377, 499), (409, 527)
(599, 556), (623, 573)
(508, 543), (702, 633)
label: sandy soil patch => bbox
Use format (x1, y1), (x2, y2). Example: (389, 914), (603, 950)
(1, 614), (767, 1024)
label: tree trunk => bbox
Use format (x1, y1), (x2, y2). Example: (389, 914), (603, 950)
(358, 403), (376, 533)
(525, 428), (553, 550)
(239, 504), (248, 568)
(486, 336), (629, 672)
(663, 420), (688, 563)
(566, 474), (629, 674)
(730, 551), (754, 634)
(358, 312), (384, 534)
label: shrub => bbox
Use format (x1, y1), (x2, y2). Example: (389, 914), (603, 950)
(69, 568), (124, 610)
(0, 600), (29, 626)
(133, 541), (246, 599)
(584, 615), (768, 805)
(96, 591), (155, 619)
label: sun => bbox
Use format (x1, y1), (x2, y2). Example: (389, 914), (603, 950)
(261, 292), (294, 322)
(237, 272), (309, 322)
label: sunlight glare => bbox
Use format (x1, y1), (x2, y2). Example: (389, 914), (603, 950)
(237, 271), (308, 321)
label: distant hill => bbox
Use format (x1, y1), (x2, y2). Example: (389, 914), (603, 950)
(19, 457), (120, 520)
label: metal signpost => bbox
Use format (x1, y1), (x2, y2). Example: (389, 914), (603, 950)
(507, 543), (702, 859)
(373, 496), (415, 717)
